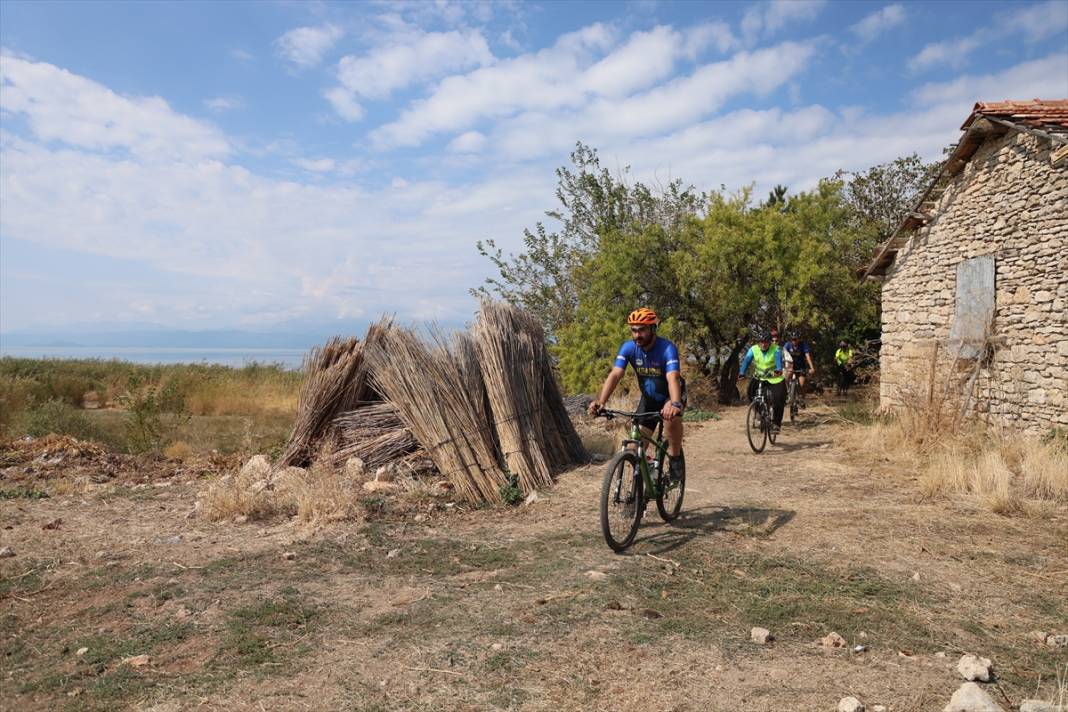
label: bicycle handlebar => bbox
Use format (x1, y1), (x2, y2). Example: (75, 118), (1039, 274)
(593, 408), (663, 421)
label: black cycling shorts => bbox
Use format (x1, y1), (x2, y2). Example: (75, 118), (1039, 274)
(635, 378), (687, 430)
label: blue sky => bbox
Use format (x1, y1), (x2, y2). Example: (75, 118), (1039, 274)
(1, 0), (1066, 335)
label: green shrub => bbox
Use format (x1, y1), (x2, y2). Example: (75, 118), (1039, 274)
(25, 399), (105, 441)
(499, 473), (523, 506)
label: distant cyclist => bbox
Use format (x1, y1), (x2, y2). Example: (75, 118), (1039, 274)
(738, 332), (786, 433)
(588, 308), (686, 482)
(784, 332), (816, 407)
(835, 340), (855, 395)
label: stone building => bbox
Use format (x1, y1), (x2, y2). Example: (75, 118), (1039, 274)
(864, 100), (1068, 434)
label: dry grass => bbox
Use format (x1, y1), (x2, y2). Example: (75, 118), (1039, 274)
(200, 469), (286, 522)
(279, 462), (361, 525)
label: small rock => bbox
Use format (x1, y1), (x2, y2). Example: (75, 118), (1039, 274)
(374, 465), (393, 483)
(935, 651), (948, 658)
(641, 609), (663, 620)
(911, 572), (921, 581)
(386, 548), (400, 559)
(751, 627), (773, 644)
(1047, 634), (1068, 648)
(42, 518), (63, 530)
(281, 551), (296, 561)
(523, 491), (539, 506)
(362, 480), (397, 494)
(838, 697), (865, 712)
(585, 570), (608, 582)
(0, 546), (14, 558)
(1019, 701), (1065, 712)
(413, 514), (426, 523)
(943, 682), (1005, 712)
(122, 654), (151, 667)
(75, 647), (88, 657)
(1029, 630), (1051, 644)
(820, 632), (847, 648)
(491, 643), (504, 651)
(872, 706), (888, 712)
(343, 457), (365, 479)
(493, 584), (503, 592)
(957, 653), (994, 682)
(232, 514), (248, 525)
(852, 644), (868, 653)
(239, 455), (271, 481)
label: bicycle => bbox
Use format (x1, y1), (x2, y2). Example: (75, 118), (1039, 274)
(745, 369), (779, 453)
(786, 370), (802, 423)
(594, 408), (685, 552)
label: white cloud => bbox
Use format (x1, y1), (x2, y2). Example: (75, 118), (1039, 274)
(1005, 0), (1068, 42)
(447, 131), (487, 153)
(910, 2), (1067, 74)
(0, 54), (229, 162)
(684, 21), (736, 57)
(371, 23), (771, 150)
(909, 31), (984, 73)
(293, 157), (335, 172)
(326, 28), (493, 122)
(851, 4), (906, 43)
(229, 48), (255, 63)
(276, 24), (344, 69)
(204, 95), (243, 112)
(741, 0), (826, 44)
(911, 54), (1068, 106)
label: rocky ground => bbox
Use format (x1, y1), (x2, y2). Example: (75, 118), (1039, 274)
(2, 401), (1066, 711)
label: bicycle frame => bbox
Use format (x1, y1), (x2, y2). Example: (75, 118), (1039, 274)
(620, 417), (669, 500)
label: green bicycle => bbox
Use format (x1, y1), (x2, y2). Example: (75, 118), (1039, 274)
(594, 408), (685, 552)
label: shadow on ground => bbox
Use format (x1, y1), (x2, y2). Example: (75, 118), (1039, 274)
(627, 504), (796, 555)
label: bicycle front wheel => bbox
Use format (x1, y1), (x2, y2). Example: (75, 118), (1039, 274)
(767, 404), (778, 445)
(600, 451), (644, 552)
(789, 381), (798, 423)
(656, 452), (685, 522)
(746, 401), (767, 453)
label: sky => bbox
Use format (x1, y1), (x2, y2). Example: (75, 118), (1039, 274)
(1, 0), (1066, 336)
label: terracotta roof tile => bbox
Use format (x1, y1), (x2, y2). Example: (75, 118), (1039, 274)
(961, 99), (1068, 130)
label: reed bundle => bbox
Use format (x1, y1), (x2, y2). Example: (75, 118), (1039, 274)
(278, 320), (390, 467)
(367, 325), (507, 504)
(331, 402), (423, 470)
(474, 301), (553, 493)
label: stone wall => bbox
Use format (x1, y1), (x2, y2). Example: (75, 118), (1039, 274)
(879, 130), (1068, 433)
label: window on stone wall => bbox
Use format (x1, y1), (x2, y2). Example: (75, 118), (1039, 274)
(949, 255), (995, 360)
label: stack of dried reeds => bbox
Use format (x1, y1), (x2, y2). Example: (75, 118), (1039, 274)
(278, 320), (390, 467)
(330, 402), (424, 471)
(367, 325), (507, 504)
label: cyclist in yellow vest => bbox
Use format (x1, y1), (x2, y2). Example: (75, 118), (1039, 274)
(834, 340), (855, 395)
(737, 332), (786, 432)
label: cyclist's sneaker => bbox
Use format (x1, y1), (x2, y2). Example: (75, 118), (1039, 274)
(668, 455), (684, 483)
(799, 399), (807, 409)
(772, 425), (781, 434)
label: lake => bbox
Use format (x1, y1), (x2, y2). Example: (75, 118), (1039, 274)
(0, 346), (307, 369)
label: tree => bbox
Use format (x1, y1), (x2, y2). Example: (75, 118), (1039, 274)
(474, 142), (701, 340)
(839, 153), (942, 250)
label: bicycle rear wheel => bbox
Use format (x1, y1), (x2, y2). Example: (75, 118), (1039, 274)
(746, 401), (767, 453)
(600, 451), (644, 552)
(656, 452), (685, 522)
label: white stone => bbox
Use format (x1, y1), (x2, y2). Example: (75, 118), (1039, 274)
(750, 627), (773, 644)
(343, 457), (365, 478)
(943, 682), (1005, 712)
(838, 698), (864, 712)
(239, 455), (271, 481)
(958, 653), (994, 681)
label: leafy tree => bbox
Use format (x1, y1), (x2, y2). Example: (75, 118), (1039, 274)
(474, 142), (701, 339)
(839, 153), (942, 248)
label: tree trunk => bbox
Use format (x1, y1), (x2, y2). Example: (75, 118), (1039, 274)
(716, 338), (746, 405)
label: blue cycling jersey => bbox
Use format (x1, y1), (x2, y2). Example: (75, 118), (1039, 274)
(784, 341), (811, 366)
(614, 337), (680, 402)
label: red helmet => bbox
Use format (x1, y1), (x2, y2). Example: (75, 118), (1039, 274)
(626, 308), (659, 326)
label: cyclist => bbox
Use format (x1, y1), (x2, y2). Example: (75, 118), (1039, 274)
(588, 308), (685, 482)
(835, 340), (855, 395)
(738, 332), (786, 433)
(784, 332), (816, 408)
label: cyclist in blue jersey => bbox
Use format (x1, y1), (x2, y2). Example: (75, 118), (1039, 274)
(588, 308), (686, 482)
(784, 332), (816, 408)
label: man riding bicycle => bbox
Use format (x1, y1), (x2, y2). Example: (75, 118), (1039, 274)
(738, 332), (786, 433)
(588, 308), (685, 482)
(784, 332), (816, 407)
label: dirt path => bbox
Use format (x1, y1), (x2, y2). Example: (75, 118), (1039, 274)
(3, 402), (1066, 711)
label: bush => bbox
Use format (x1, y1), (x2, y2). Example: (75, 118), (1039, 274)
(25, 399), (105, 442)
